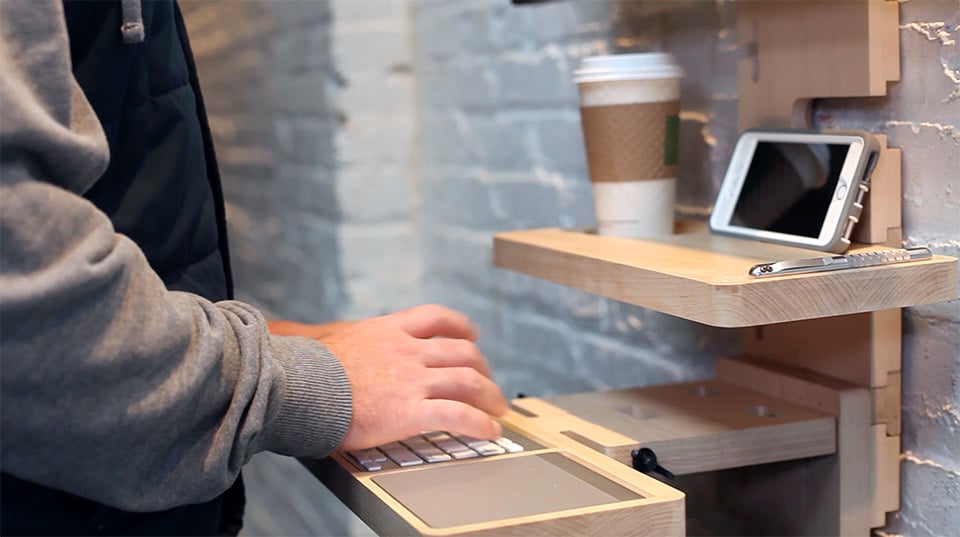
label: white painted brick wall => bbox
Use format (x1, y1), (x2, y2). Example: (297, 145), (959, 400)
(331, 0), (422, 319)
(183, 0), (349, 327)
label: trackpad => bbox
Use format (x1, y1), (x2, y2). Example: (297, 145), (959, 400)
(372, 452), (642, 528)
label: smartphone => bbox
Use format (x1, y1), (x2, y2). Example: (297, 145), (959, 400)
(709, 129), (880, 253)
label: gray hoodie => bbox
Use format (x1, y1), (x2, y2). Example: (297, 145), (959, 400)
(0, 0), (352, 512)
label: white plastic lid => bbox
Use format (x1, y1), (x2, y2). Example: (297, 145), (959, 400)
(573, 52), (683, 83)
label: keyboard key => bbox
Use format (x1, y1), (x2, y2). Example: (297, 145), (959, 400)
(472, 442), (506, 456)
(401, 438), (432, 451)
(349, 448), (387, 464)
(352, 431), (523, 471)
(432, 438), (472, 455)
(494, 438), (524, 453)
(359, 460), (382, 471)
(454, 435), (490, 448)
(412, 446), (452, 463)
(450, 449), (479, 460)
(384, 447), (424, 467)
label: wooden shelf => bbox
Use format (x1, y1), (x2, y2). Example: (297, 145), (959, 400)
(493, 224), (958, 328)
(512, 370), (837, 476)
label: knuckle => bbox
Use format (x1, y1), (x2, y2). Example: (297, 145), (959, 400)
(457, 368), (485, 395)
(456, 340), (484, 364)
(442, 402), (473, 424)
(448, 338), (475, 358)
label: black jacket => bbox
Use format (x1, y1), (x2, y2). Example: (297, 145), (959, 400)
(0, 1), (243, 534)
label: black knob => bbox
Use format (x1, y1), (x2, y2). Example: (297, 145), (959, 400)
(631, 447), (675, 480)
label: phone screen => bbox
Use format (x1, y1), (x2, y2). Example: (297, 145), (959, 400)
(731, 142), (851, 238)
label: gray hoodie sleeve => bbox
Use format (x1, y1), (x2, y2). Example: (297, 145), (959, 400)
(0, 0), (352, 512)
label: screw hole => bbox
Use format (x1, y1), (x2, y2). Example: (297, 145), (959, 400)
(749, 405), (776, 418)
(617, 405), (659, 420)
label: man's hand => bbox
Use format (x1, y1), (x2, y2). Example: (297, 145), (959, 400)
(268, 305), (508, 452)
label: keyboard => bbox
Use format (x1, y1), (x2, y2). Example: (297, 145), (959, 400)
(347, 431), (525, 472)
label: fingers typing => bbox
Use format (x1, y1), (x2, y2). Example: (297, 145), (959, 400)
(423, 367), (508, 417)
(392, 304), (479, 341)
(414, 399), (503, 440)
(418, 338), (491, 377)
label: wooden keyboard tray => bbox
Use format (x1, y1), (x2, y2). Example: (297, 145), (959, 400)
(303, 409), (684, 537)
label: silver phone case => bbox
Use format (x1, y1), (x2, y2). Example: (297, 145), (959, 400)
(709, 129), (881, 253)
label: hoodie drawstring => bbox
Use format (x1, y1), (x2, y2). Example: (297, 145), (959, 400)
(120, 0), (144, 43)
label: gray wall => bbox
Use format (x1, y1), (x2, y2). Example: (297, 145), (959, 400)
(184, 1), (959, 535)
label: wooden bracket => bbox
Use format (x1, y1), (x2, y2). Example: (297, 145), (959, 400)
(738, 312), (902, 532)
(737, 1), (902, 247)
(736, 0), (900, 130)
(741, 310), (901, 389)
(854, 135), (902, 246)
(733, 0), (903, 532)
(716, 356), (873, 535)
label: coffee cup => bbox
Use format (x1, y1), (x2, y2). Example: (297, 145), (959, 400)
(574, 53), (683, 238)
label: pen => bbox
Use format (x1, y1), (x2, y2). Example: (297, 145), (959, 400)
(749, 247), (932, 277)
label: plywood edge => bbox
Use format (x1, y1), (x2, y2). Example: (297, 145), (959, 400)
(871, 370), (902, 527)
(455, 501), (686, 537)
(872, 371), (902, 437)
(871, 0), (902, 89)
(871, 425), (901, 527)
(736, 258), (957, 324)
(510, 397), (576, 418)
(837, 384), (874, 536)
(873, 307), (903, 385)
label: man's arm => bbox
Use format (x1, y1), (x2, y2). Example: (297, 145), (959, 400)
(0, 171), (354, 510)
(0, 0), (350, 511)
